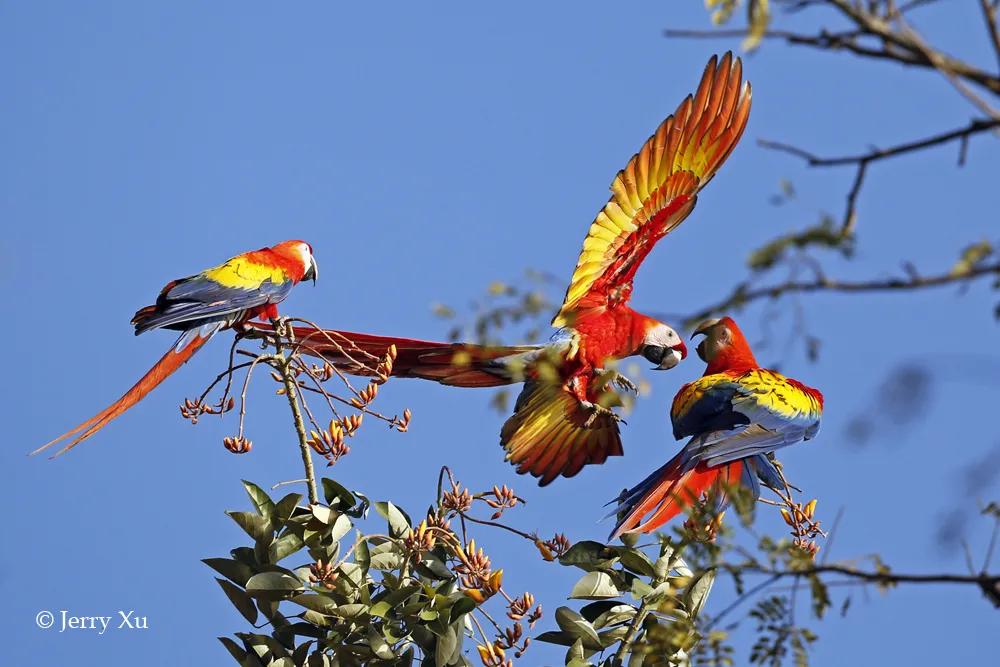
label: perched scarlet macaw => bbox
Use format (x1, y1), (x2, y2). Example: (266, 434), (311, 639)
(254, 53), (752, 485)
(609, 317), (823, 538)
(33, 240), (318, 457)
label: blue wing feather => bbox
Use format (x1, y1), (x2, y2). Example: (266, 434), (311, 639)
(133, 276), (293, 334)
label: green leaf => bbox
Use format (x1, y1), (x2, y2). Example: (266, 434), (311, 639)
(535, 630), (578, 647)
(273, 493), (302, 527)
(228, 511), (273, 543)
(449, 595), (476, 622)
(588, 603), (637, 630)
(355, 534), (371, 573)
(555, 606), (602, 650)
(615, 548), (656, 578)
(218, 636), (247, 664)
(434, 625), (458, 666)
(570, 572), (622, 600)
(374, 501), (411, 537)
(685, 569), (716, 618)
(291, 593), (339, 615)
(204, 558), (256, 587)
(333, 603), (369, 619)
(269, 533), (305, 563)
(330, 513), (353, 542)
(630, 579), (654, 600)
(310, 505), (336, 525)
(371, 551), (405, 571)
(653, 544), (677, 579)
(368, 627), (395, 659)
(242, 480), (276, 520)
(558, 541), (610, 570)
(321, 478), (357, 512)
(370, 600), (393, 618)
(245, 572), (304, 599)
(216, 578), (258, 624)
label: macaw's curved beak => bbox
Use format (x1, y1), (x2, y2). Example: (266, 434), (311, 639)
(656, 344), (685, 371)
(691, 318), (722, 339)
(647, 341), (686, 371)
(304, 257), (319, 285)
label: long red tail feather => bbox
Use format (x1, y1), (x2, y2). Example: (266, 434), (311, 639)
(611, 459), (745, 539)
(32, 327), (217, 458)
(261, 324), (533, 388)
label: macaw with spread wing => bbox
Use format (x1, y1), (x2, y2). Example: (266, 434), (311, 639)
(33, 240), (318, 458)
(609, 317), (823, 538)
(253, 53), (752, 485)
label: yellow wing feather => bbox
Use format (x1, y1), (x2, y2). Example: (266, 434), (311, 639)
(202, 255), (289, 290)
(553, 53), (752, 327)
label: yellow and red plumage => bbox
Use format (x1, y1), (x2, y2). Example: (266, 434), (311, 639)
(252, 53), (751, 485)
(610, 317), (823, 538)
(33, 240), (317, 457)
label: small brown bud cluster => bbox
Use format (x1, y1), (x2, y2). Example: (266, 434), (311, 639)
(394, 408), (412, 433)
(780, 498), (822, 559)
(483, 485), (522, 519)
(307, 416), (364, 466)
(442, 481), (473, 514)
(457, 540), (502, 602)
(496, 619), (534, 658)
(403, 520), (437, 562)
(307, 419), (350, 464)
(476, 641), (512, 667)
(683, 510), (726, 542)
(223, 435), (252, 454)
(349, 382), (379, 408)
(374, 344), (397, 384)
(424, 510), (452, 535)
(180, 397), (235, 424)
(342, 414), (363, 435)
(535, 533), (571, 561)
(506, 592), (541, 628)
(308, 560), (338, 590)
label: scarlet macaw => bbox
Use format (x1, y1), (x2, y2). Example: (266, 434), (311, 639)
(33, 240), (318, 457)
(254, 53), (752, 485)
(609, 317), (823, 538)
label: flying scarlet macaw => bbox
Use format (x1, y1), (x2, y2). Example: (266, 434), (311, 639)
(609, 317), (823, 538)
(252, 53), (752, 485)
(33, 240), (318, 457)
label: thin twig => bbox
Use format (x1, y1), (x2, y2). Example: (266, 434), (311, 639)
(981, 0), (1000, 72)
(678, 260), (1000, 326)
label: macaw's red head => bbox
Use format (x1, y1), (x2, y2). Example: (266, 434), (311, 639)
(691, 316), (758, 375)
(639, 321), (688, 371)
(272, 240), (319, 285)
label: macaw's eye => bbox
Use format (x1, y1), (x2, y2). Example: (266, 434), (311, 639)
(642, 345), (665, 364)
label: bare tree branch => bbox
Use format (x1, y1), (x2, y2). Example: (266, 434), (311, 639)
(680, 260), (1000, 327)
(758, 118), (1000, 232)
(758, 118), (1000, 167)
(662, 27), (1000, 96)
(981, 0), (1000, 72)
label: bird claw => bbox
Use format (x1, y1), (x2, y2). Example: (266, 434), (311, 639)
(270, 317), (294, 342)
(613, 373), (639, 395)
(581, 401), (625, 428)
(595, 368), (639, 395)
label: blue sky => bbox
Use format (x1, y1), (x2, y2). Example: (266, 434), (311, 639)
(3, 2), (997, 665)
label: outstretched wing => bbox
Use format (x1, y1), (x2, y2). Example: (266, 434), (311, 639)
(552, 53), (751, 327)
(132, 250), (294, 333)
(670, 369), (823, 469)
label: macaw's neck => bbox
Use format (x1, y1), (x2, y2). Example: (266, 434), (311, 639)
(704, 339), (759, 376)
(572, 306), (650, 366)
